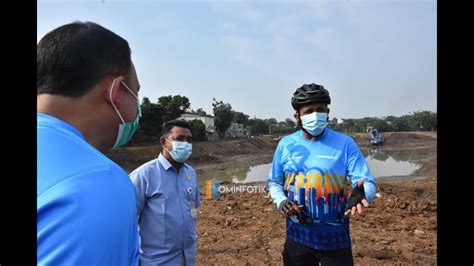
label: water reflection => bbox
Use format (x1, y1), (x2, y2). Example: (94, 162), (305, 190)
(199, 147), (430, 185)
(362, 147), (430, 162)
(362, 147), (428, 177)
(199, 163), (272, 185)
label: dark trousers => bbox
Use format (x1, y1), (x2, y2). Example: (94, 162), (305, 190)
(282, 237), (354, 266)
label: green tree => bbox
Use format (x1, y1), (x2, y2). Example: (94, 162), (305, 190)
(128, 97), (164, 146)
(195, 108), (207, 116)
(188, 119), (206, 142)
(428, 112), (437, 131)
(212, 98), (233, 139)
(386, 116), (396, 122)
(232, 111), (250, 125)
(264, 118), (278, 134)
(128, 95), (192, 146)
(265, 118), (278, 125)
(341, 119), (354, 132)
(372, 119), (389, 132)
(157, 95), (190, 122)
(247, 118), (268, 135)
(285, 118), (296, 129)
(392, 115), (411, 131)
(409, 111), (437, 131)
(191, 108), (207, 116)
(272, 120), (296, 134)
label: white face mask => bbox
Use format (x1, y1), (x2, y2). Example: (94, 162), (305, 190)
(300, 112), (328, 136)
(165, 138), (193, 163)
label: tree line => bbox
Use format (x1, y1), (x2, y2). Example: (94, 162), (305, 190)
(329, 111), (437, 133)
(128, 95), (436, 146)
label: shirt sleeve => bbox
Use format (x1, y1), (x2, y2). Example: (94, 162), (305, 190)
(129, 168), (147, 217)
(268, 141), (288, 208)
(346, 138), (376, 203)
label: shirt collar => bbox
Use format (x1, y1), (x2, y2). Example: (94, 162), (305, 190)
(158, 153), (188, 171)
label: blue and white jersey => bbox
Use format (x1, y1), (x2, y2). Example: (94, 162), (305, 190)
(268, 128), (376, 250)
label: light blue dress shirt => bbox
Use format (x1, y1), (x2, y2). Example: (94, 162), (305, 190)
(129, 153), (200, 266)
(37, 113), (139, 265)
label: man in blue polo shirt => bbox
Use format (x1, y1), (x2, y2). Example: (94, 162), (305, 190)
(37, 21), (141, 265)
(130, 119), (200, 266)
(268, 83), (376, 265)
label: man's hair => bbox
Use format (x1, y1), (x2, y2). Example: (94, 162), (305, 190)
(37, 21), (131, 97)
(162, 120), (192, 136)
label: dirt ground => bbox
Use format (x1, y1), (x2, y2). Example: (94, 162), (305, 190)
(194, 132), (437, 265)
(107, 131), (437, 265)
(106, 135), (277, 175)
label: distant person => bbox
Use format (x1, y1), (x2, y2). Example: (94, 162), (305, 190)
(268, 83), (376, 265)
(129, 119), (200, 266)
(37, 21), (141, 265)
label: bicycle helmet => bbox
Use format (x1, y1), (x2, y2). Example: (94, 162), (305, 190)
(291, 83), (331, 110)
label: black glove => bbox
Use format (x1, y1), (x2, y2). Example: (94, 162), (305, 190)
(278, 198), (296, 215)
(290, 208), (313, 226)
(345, 183), (366, 211)
(279, 199), (313, 226)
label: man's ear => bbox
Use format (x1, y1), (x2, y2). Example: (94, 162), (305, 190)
(294, 112), (299, 121)
(104, 76), (125, 109)
(294, 112), (301, 127)
(159, 136), (166, 148)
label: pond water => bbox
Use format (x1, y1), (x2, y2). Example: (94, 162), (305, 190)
(199, 147), (430, 185)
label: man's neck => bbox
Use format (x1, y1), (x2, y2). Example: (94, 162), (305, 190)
(37, 94), (116, 152)
(162, 152), (182, 172)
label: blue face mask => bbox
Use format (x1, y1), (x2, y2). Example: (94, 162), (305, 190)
(300, 112), (328, 136)
(165, 139), (193, 163)
(110, 79), (141, 149)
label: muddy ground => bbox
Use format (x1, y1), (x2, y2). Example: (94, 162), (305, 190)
(107, 131), (437, 265)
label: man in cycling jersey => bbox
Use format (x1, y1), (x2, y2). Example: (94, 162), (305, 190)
(268, 83), (376, 265)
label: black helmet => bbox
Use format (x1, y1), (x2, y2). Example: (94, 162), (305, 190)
(291, 83), (331, 110)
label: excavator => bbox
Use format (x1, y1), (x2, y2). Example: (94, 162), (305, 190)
(368, 127), (384, 145)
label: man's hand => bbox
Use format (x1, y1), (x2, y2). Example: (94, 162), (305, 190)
(344, 179), (370, 216)
(278, 199), (301, 218)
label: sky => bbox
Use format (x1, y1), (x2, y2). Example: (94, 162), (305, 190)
(38, 0), (437, 122)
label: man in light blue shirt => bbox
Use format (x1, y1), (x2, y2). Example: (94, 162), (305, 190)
(37, 22), (141, 265)
(130, 120), (200, 266)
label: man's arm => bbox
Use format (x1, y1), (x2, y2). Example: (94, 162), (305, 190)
(268, 141), (287, 208)
(129, 168), (147, 217)
(345, 138), (376, 215)
(268, 142), (302, 217)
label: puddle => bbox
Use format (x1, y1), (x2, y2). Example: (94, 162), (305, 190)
(199, 147), (430, 185)
(199, 163), (272, 186)
(361, 147), (429, 178)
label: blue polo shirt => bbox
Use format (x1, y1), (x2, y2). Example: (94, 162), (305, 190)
(268, 128), (376, 250)
(37, 113), (139, 266)
(129, 153), (200, 266)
